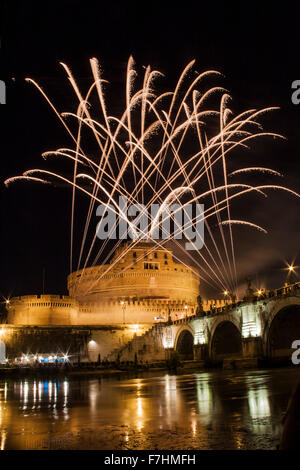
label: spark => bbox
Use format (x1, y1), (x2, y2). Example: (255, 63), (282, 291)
(4, 176), (50, 186)
(219, 220), (268, 234)
(229, 167), (283, 177)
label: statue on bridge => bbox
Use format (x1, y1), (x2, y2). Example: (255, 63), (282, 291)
(196, 295), (204, 317)
(244, 277), (255, 301)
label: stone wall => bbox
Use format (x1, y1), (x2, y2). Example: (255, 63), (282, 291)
(6, 294), (198, 326)
(76, 299), (196, 325)
(0, 325), (90, 360)
(87, 324), (152, 361)
(0, 324), (153, 362)
(6, 295), (79, 326)
(107, 324), (166, 362)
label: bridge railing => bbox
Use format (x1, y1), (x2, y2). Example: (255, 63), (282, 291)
(273, 281), (300, 297)
(167, 281), (300, 325)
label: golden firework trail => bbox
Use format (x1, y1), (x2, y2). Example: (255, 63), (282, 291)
(5, 57), (300, 295)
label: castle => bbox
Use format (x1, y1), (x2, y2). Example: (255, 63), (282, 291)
(7, 241), (201, 326)
(3, 241), (231, 362)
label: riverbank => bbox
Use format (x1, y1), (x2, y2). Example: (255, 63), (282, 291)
(0, 358), (208, 379)
(0, 357), (297, 379)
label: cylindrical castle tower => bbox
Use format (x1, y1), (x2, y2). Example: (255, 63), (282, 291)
(67, 241), (200, 324)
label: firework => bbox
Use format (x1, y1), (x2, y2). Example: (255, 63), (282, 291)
(5, 57), (299, 295)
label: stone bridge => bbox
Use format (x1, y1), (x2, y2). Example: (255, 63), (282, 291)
(108, 282), (300, 365)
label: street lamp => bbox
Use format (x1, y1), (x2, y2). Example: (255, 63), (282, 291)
(3, 298), (10, 309)
(284, 262), (298, 284)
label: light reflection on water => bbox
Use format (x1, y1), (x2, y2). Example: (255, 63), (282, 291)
(196, 376), (213, 424)
(248, 388), (271, 419)
(0, 368), (299, 450)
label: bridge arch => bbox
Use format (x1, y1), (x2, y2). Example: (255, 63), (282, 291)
(174, 326), (194, 360)
(209, 315), (242, 360)
(263, 297), (300, 359)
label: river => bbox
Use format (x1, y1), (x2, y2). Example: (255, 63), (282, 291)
(0, 367), (299, 450)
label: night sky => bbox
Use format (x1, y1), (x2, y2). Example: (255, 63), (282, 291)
(1, 1), (300, 304)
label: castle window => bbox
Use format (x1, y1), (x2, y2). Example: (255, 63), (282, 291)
(144, 262), (159, 270)
(133, 252), (137, 258)
(165, 261), (168, 265)
(164, 253), (168, 259)
(154, 252), (158, 259)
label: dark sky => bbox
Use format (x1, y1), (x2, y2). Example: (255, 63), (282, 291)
(1, 1), (300, 302)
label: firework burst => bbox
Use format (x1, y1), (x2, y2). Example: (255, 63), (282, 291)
(5, 57), (300, 295)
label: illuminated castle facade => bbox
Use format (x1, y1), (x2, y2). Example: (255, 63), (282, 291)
(7, 242), (201, 326)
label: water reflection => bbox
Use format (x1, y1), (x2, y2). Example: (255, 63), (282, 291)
(16, 379), (67, 410)
(0, 369), (298, 450)
(196, 375), (213, 425)
(136, 380), (143, 431)
(248, 388), (271, 419)
(89, 381), (99, 411)
(0, 430), (6, 450)
(164, 375), (179, 427)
